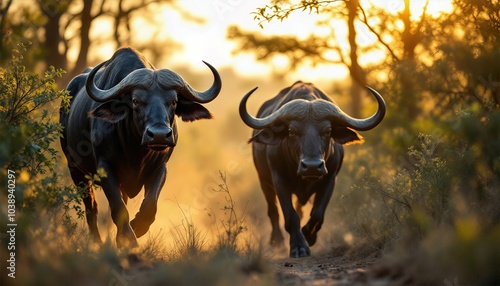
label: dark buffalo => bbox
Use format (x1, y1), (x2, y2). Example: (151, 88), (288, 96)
(239, 81), (385, 257)
(60, 47), (221, 248)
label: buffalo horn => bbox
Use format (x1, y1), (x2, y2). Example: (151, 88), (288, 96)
(239, 87), (310, 129)
(176, 61), (222, 103)
(324, 86), (386, 131)
(240, 86), (386, 131)
(85, 61), (142, 102)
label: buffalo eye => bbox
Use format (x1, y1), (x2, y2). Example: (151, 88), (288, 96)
(322, 128), (332, 137)
(171, 100), (178, 108)
(132, 99), (141, 108)
(288, 128), (298, 138)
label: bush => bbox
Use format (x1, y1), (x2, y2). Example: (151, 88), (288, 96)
(342, 105), (500, 284)
(0, 43), (83, 239)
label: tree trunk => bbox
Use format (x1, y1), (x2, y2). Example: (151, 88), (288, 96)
(0, 0), (13, 61)
(400, 0), (419, 120)
(41, 1), (67, 71)
(69, 0), (93, 79)
(346, 0), (365, 117)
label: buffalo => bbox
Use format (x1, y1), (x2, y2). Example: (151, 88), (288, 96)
(60, 47), (221, 248)
(239, 81), (385, 257)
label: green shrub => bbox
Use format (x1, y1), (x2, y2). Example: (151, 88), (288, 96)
(0, 43), (83, 237)
(343, 106), (500, 284)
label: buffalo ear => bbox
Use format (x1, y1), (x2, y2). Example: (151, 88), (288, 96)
(249, 128), (286, 145)
(176, 101), (213, 122)
(331, 127), (364, 145)
(88, 100), (129, 123)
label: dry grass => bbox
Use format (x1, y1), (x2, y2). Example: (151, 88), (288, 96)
(0, 170), (273, 286)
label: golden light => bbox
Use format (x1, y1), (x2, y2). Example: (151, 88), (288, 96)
(369, 0), (454, 19)
(158, 0), (456, 80)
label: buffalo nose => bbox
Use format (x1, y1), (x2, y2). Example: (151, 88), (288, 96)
(144, 126), (174, 147)
(298, 159), (327, 178)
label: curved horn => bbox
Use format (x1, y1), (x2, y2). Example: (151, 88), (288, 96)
(239, 87), (264, 129)
(239, 87), (309, 129)
(179, 61), (222, 103)
(324, 86), (386, 131)
(85, 61), (142, 102)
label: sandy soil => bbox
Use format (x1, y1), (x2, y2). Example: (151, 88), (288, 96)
(272, 252), (382, 286)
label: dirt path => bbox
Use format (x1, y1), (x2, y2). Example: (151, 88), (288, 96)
(273, 253), (379, 285)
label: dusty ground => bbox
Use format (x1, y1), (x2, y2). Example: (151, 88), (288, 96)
(273, 254), (378, 286)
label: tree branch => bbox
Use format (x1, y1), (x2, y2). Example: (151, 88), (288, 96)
(253, 0), (346, 28)
(90, 0), (108, 20)
(358, 4), (400, 62)
(0, 0), (13, 30)
(415, 0), (429, 36)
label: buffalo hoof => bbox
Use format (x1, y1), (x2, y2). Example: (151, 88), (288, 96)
(290, 246), (310, 258)
(117, 227), (139, 249)
(130, 218), (151, 238)
(117, 236), (139, 249)
(302, 226), (318, 246)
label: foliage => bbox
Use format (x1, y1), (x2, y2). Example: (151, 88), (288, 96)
(253, 0), (342, 28)
(0, 43), (83, 233)
(0, 0), (190, 80)
(228, 0), (348, 72)
(424, 0), (500, 114)
(337, 104), (500, 283)
(445, 105), (500, 222)
(227, 26), (334, 69)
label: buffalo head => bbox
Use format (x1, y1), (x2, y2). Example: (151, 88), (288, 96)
(239, 85), (386, 180)
(86, 61), (221, 151)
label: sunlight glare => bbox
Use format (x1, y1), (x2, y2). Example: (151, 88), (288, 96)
(232, 54), (272, 77)
(271, 54), (290, 73)
(369, 0), (454, 19)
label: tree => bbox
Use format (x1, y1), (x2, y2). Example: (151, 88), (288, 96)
(358, 0), (431, 120)
(228, 0), (434, 120)
(2, 0), (195, 84)
(345, 0), (364, 117)
(0, 0), (12, 57)
(229, 0), (368, 116)
(423, 0), (500, 113)
(0, 44), (83, 230)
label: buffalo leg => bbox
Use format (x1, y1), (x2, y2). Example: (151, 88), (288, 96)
(130, 166), (166, 238)
(295, 198), (304, 221)
(302, 178), (335, 246)
(83, 184), (101, 243)
(272, 173), (310, 257)
(69, 168), (101, 243)
(121, 192), (128, 205)
(99, 161), (138, 248)
(259, 177), (284, 247)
